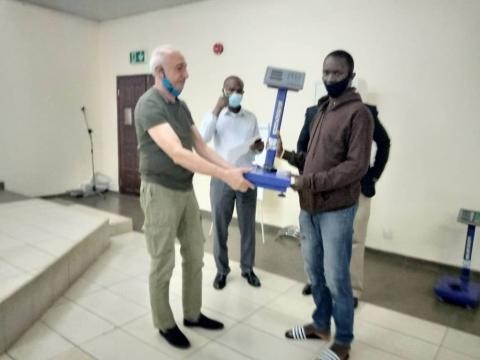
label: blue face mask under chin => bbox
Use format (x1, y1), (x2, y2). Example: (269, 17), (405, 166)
(162, 76), (182, 97)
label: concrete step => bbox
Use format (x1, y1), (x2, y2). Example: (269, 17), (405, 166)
(69, 204), (133, 237)
(0, 199), (110, 353)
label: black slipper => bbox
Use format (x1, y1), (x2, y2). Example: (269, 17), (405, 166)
(159, 325), (190, 349)
(184, 313), (224, 330)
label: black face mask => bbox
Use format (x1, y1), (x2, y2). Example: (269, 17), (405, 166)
(324, 76), (351, 98)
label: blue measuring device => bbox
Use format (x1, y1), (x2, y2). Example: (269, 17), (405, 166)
(434, 208), (480, 308)
(245, 67), (305, 194)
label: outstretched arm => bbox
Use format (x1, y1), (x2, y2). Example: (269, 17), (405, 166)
(148, 122), (253, 191)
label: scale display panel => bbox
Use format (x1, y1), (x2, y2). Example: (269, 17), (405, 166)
(458, 209), (480, 226)
(264, 67), (305, 91)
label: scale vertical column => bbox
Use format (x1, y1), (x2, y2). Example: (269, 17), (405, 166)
(461, 224), (476, 284)
(263, 88), (288, 171)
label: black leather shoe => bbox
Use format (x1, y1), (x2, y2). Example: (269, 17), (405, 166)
(184, 313), (224, 330)
(159, 325), (190, 349)
(242, 270), (261, 287)
(213, 273), (227, 289)
(302, 283), (312, 295)
(354, 297), (359, 309)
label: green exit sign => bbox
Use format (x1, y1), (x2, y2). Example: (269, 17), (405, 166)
(130, 50), (145, 64)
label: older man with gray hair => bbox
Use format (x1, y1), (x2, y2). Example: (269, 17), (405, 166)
(134, 45), (253, 349)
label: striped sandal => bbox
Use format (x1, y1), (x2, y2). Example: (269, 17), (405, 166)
(285, 324), (330, 341)
(318, 344), (350, 360)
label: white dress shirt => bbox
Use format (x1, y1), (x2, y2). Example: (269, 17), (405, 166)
(200, 107), (260, 167)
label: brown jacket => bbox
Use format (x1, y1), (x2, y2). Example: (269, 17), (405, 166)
(283, 88), (373, 213)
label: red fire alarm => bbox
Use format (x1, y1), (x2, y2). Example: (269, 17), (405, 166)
(213, 42), (224, 55)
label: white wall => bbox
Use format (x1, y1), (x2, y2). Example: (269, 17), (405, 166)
(3, 0), (479, 270)
(0, 0), (100, 196)
(97, 0), (480, 270)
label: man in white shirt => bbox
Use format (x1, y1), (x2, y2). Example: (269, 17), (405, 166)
(201, 75), (264, 290)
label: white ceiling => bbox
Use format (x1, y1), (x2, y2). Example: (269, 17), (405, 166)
(17, 0), (207, 21)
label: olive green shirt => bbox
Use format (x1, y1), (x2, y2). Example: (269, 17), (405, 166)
(134, 87), (194, 190)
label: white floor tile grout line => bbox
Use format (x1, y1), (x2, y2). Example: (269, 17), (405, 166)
(209, 279), (447, 359)
(353, 338), (416, 360)
(39, 308), (165, 360)
(118, 318), (225, 360)
(208, 335), (262, 360)
(5, 225), (480, 360)
(66, 292), (148, 329)
(95, 327), (179, 360)
(359, 317), (447, 346)
(102, 235), (456, 357)
(227, 285), (325, 356)
(432, 343), (442, 360)
(30, 319), (101, 360)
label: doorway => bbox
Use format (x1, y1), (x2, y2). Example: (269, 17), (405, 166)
(116, 74), (154, 194)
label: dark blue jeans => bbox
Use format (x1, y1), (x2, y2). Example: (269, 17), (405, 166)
(299, 204), (357, 345)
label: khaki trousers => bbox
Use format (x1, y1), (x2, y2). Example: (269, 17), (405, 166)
(140, 181), (205, 331)
(351, 194), (371, 298)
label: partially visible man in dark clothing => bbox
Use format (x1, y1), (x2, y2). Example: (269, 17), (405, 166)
(297, 101), (389, 197)
(299, 99), (391, 305)
(280, 50), (373, 360)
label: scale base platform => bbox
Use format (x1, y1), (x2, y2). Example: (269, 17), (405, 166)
(434, 276), (480, 308)
(245, 166), (291, 193)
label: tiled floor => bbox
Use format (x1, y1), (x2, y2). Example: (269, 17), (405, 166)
(49, 191), (480, 337)
(3, 231), (480, 360)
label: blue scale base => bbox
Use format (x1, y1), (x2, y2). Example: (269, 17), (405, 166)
(245, 166), (291, 193)
(434, 276), (480, 308)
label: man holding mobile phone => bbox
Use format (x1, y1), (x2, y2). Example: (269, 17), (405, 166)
(200, 75), (264, 290)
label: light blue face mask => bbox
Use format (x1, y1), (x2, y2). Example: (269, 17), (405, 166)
(162, 76), (182, 97)
(228, 92), (243, 108)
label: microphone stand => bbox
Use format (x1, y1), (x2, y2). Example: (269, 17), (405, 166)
(80, 106), (104, 198)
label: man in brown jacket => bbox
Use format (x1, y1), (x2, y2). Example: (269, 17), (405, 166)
(280, 50), (373, 360)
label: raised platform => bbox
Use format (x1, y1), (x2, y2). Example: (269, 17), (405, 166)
(69, 204), (133, 236)
(0, 199), (111, 353)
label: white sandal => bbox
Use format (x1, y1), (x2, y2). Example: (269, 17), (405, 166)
(318, 348), (349, 360)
